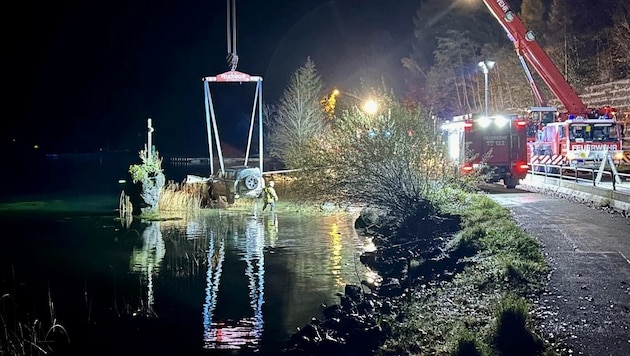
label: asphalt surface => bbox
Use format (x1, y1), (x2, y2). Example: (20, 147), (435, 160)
(485, 184), (630, 356)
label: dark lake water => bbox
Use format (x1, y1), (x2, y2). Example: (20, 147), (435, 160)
(0, 153), (376, 355)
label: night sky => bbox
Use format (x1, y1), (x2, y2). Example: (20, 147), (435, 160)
(4, 0), (422, 156)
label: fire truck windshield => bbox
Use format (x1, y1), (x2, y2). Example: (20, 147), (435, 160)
(568, 123), (619, 142)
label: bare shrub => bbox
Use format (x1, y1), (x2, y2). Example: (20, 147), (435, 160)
(289, 89), (484, 222)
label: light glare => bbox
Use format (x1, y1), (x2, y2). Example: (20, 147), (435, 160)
(478, 117), (491, 128)
(494, 116), (509, 127)
(362, 99), (379, 115)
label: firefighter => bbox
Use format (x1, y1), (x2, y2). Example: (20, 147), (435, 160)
(262, 181), (279, 212)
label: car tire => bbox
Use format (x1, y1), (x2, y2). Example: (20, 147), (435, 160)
(504, 178), (518, 189)
(244, 175), (259, 190)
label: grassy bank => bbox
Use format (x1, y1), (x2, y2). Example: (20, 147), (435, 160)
(374, 192), (550, 355)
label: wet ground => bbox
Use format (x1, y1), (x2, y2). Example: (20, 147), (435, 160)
(486, 184), (630, 356)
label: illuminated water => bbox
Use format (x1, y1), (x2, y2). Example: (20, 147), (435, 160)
(0, 154), (376, 355)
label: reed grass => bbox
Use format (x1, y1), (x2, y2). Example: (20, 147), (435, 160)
(1, 289), (69, 355)
(118, 191), (133, 228)
(158, 181), (206, 213)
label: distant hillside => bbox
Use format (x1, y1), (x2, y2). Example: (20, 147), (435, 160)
(549, 79), (630, 138)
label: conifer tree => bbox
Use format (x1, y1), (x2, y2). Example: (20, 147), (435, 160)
(266, 57), (326, 168)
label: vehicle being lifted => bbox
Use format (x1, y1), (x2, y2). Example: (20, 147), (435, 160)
(185, 0), (267, 207)
(186, 166), (265, 205)
(209, 166), (265, 204)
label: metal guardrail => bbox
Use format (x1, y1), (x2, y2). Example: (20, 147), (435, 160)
(528, 163), (630, 193)
(262, 169), (303, 176)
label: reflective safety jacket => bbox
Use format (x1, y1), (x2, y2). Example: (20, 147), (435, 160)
(263, 187), (278, 203)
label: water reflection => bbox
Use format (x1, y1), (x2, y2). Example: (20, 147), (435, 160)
(329, 222), (344, 287)
(130, 221), (165, 317)
(125, 208), (376, 353)
(202, 211), (268, 351)
(264, 212), (279, 248)
(0, 158), (383, 354)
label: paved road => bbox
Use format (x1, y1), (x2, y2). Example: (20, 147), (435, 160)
(487, 187), (630, 356)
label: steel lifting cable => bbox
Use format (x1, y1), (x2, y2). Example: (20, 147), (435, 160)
(226, 0), (238, 71)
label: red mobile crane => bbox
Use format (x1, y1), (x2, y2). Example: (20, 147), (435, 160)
(481, 0), (626, 167)
(481, 0), (592, 119)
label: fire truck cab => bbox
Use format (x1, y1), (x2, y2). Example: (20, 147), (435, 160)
(442, 113), (529, 189)
(529, 116), (625, 166)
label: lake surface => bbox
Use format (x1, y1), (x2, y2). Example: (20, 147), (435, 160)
(0, 153), (376, 355)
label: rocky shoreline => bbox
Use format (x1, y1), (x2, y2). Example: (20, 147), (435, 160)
(282, 204), (466, 355)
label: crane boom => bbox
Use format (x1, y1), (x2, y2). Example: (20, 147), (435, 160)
(481, 0), (589, 117)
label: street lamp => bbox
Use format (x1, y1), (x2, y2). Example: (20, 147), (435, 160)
(331, 88), (379, 115)
(362, 99), (379, 115)
(478, 60), (495, 117)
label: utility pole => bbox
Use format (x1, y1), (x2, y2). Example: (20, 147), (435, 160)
(147, 118), (154, 161)
(478, 60), (495, 116)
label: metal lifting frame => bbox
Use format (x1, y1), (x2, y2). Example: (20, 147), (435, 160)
(202, 72), (264, 176)
(200, 0), (264, 176)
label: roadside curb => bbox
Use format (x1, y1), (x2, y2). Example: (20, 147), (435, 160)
(519, 175), (630, 216)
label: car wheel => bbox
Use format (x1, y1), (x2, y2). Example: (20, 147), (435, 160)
(504, 177), (518, 189)
(244, 175), (259, 190)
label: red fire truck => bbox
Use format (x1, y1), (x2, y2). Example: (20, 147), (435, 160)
(530, 117), (625, 166)
(480, 0), (627, 167)
(442, 113), (529, 189)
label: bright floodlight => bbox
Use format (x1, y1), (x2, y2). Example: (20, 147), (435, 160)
(362, 99), (379, 115)
(494, 115), (509, 127)
(478, 117), (492, 128)
(478, 60), (496, 73)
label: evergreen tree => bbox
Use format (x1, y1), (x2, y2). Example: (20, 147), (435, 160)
(404, 0), (501, 116)
(546, 0), (572, 44)
(545, 0), (581, 85)
(266, 57), (326, 168)
(428, 29), (481, 117)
